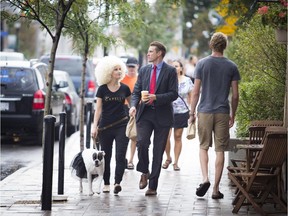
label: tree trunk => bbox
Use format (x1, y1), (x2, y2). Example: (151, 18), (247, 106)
(79, 54), (87, 151)
(44, 33), (61, 116)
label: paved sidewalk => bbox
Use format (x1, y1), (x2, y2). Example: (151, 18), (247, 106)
(0, 130), (286, 216)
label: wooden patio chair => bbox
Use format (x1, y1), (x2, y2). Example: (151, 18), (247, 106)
(228, 129), (287, 215)
(230, 120), (283, 169)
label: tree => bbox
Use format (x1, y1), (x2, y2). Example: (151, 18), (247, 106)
(226, 17), (286, 137)
(120, 0), (179, 64)
(182, 0), (220, 57)
(1, 0), (76, 118)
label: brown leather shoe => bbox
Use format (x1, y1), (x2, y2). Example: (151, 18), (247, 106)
(145, 188), (157, 196)
(139, 173), (148, 189)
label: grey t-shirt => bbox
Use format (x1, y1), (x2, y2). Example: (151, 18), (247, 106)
(195, 56), (240, 114)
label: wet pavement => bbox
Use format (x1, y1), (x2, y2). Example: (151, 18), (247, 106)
(0, 130), (286, 216)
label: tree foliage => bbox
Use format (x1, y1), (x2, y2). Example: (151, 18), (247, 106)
(1, 0), (76, 118)
(226, 16), (286, 137)
(119, 0), (178, 64)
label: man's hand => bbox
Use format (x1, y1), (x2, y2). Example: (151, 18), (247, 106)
(188, 113), (196, 124)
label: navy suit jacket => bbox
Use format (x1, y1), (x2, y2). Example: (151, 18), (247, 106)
(131, 62), (178, 127)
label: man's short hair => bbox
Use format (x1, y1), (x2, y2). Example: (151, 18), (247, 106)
(209, 32), (227, 53)
(150, 41), (166, 58)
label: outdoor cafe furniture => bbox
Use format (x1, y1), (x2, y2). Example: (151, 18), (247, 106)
(227, 127), (287, 215)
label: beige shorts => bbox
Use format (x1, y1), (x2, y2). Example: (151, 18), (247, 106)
(197, 113), (230, 152)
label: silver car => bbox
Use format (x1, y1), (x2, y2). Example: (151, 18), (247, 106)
(54, 70), (81, 136)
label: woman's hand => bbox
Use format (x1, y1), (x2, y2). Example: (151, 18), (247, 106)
(91, 126), (98, 140)
(129, 106), (136, 117)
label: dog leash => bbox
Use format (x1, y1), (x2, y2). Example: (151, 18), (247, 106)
(94, 116), (128, 151)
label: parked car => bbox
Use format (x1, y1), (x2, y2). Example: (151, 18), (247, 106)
(54, 70), (80, 136)
(39, 55), (97, 105)
(0, 51), (26, 61)
(0, 61), (66, 145)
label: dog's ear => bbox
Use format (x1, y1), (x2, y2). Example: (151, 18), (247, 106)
(98, 152), (105, 160)
(92, 152), (97, 160)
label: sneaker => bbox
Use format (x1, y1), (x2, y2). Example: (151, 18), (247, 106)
(103, 185), (110, 193)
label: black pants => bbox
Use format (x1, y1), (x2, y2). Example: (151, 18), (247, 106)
(136, 107), (170, 190)
(99, 125), (129, 185)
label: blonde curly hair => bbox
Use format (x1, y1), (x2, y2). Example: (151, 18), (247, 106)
(95, 56), (127, 86)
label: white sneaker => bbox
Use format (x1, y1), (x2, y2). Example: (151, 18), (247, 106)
(103, 185), (110, 193)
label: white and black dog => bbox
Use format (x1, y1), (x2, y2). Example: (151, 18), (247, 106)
(71, 143), (105, 196)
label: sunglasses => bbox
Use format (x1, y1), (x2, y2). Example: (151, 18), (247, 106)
(127, 65), (136, 68)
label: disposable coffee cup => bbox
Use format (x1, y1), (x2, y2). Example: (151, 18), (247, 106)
(141, 90), (149, 101)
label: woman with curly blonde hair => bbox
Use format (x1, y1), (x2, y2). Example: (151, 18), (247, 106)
(91, 55), (131, 194)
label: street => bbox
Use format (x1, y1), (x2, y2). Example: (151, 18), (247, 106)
(0, 141), (59, 181)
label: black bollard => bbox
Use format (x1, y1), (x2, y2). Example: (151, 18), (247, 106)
(41, 115), (56, 211)
(86, 102), (92, 149)
(58, 112), (66, 195)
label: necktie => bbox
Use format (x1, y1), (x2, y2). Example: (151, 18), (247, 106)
(150, 65), (157, 94)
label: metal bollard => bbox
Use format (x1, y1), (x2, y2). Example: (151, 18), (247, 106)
(58, 112), (66, 195)
(86, 102), (92, 149)
(41, 115), (56, 211)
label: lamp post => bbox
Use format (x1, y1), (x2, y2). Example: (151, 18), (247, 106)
(14, 22), (21, 52)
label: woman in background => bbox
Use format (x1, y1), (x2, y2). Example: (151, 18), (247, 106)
(162, 59), (194, 171)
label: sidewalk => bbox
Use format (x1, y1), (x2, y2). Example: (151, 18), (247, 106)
(0, 130), (286, 216)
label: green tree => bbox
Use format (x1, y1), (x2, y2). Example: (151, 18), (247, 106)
(183, 0), (220, 57)
(1, 0), (76, 119)
(120, 0), (178, 64)
(226, 16), (286, 137)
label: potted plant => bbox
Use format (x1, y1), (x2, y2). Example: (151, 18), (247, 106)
(258, 0), (287, 43)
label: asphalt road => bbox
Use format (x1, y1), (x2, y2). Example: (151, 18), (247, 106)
(0, 141), (59, 181)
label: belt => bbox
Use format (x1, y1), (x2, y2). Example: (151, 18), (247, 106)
(98, 116), (128, 131)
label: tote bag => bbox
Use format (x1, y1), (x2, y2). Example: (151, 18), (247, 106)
(186, 122), (196, 140)
(126, 116), (137, 140)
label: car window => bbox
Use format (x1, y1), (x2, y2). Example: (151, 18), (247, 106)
(0, 67), (37, 93)
(41, 57), (91, 77)
(54, 73), (77, 93)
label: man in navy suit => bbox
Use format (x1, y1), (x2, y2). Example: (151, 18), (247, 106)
(129, 41), (178, 196)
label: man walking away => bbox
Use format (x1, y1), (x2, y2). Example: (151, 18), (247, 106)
(189, 32), (240, 199)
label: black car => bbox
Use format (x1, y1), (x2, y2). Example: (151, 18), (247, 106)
(39, 55), (97, 104)
(0, 61), (66, 145)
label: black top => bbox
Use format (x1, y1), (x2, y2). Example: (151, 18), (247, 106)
(96, 83), (131, 128)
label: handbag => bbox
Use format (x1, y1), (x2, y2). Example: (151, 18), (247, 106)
(125, 116), (137, 141)
(186, 122), (196, 140)
(177, 94), (196, 139)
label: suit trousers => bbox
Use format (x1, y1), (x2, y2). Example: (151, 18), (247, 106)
(136, 106), (170, 190)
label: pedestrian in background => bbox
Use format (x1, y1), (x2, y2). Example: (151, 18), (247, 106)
(91, 56), (131, 194)
(129, 41), (178, 196)
(121, 57), (139, 170)
(162, 59), (193, 171)
(185, 55), (198, 83)
(189, 32), (240, 199)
